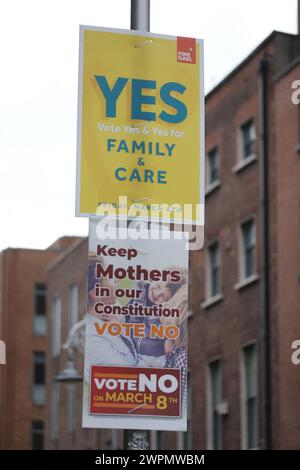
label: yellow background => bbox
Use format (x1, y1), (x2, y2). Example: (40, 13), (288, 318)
(79, 29), (202, 221)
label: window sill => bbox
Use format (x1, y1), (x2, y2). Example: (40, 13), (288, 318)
(234, 274), (259, 291)
(205, 180), (221, 196)
(232, 154), (257, 174)
(201, 293), (224, 310)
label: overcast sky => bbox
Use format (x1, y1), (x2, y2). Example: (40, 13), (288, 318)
(0, 0), (297, 250)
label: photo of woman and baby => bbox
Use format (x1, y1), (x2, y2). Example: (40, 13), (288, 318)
(85, 254), (188, 402)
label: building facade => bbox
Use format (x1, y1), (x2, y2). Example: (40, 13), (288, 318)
(45, 237), (124, 450)
(0, 237), (80, 450)
(186, 31), (300, 450)
(1, 30), (300, 451)
(45, 31), (300, 450)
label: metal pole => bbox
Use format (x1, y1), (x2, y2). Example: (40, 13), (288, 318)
(124, 0), (151, 452)
(258, 57), (271, 450)
(131, 0), (150, 31)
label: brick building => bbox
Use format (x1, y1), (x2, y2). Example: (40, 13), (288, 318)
(45, 237), (125, 450)
(0, 237), (80, 450)
(44, 30), (300, 450)
(44, 235), (191, 450)
(2, 29), (300, 450)
(186, 31), (300, 450)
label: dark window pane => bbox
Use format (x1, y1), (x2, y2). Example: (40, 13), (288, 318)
(209, 243), (220, 296)
(244, 345), (258, 449)
(36, 294), (46, 315)
(157, 431), (164, 450)
(210, 361), (222, 450)
(34, 284), (46, 315)
(241, 120), (255, 159)
(213, 410), (222, 450)
(245, 247), (255, 277)
(247, 397), (257, 449)
(211, 267), (219, 297)
(208, 148), (219, 184)
(242, 220), (255, 278)
(33, 352), (45, 404)
(33, 352), (45, 384)
(32, 421), (44, 450)
(34, 284), (47, 335)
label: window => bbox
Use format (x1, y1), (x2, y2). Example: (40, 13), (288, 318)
(208, 360), (222, 450)
(51, 382), (59, 440)
(240, 120), (256, 161)
(111, 430), (118, 450)
(66, 384), (76, 434)
(102, 429), (119, 450)
(207, 241), (221, 298)
(188, 259), (193, 315)
(150, 430), (165, 449)
(241, 219), (256, 279)
(207, 147), (220, 186)
(156, 431), (164, 450)
(32, 352), (45, 405)
(32, 421), (44, 450)
(0, 340), (6, 365)
(52, 297), (61, 357)
(33, 283), (47, 335)
(241, 344), (258, 449)
(69, 284), (78, 329)
(182, 377), (193, 449)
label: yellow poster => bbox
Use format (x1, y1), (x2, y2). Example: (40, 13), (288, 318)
(76, 26), (204, 225)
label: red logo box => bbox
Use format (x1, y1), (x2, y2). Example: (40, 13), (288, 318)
(177, 37), (196, 64)
(90, 365), (181, 417)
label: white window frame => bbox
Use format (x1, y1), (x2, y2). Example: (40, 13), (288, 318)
(240, 342), (259, 450)
(235, 216), (258, 290)
(233, 118), (257, 173)
(206, 359), (223, 450)
(51, 297), (61, 357)
(66, 383), (76, 434)
(69, 284), (78, 329)
(202, 239), (223, 309)
(206, 146), (221, 195)
(51, 382), (59, 441)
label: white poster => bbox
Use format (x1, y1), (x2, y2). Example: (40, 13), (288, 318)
(82, 219), (189, 431)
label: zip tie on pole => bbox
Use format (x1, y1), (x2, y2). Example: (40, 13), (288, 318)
(134, 39), (153, 48)
(133, 121), (149, 127)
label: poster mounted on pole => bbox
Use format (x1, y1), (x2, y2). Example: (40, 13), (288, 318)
(76, 25), (204, 226)
(82, 218), (189, 431)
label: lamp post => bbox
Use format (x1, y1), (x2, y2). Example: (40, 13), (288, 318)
(55, 319), (85, 383)
(57, 1), (152, 450)
(123, 0), (151, 452)
(55, 358), (83, 383)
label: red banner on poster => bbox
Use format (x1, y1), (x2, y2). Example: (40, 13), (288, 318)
(90, 365), (181, 417)
(177, 36), (196, 64)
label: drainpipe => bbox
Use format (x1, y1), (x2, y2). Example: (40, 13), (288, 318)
(258, 57), (271, 450)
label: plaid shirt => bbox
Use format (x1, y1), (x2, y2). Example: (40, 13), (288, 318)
(166, 347), (187, 406)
